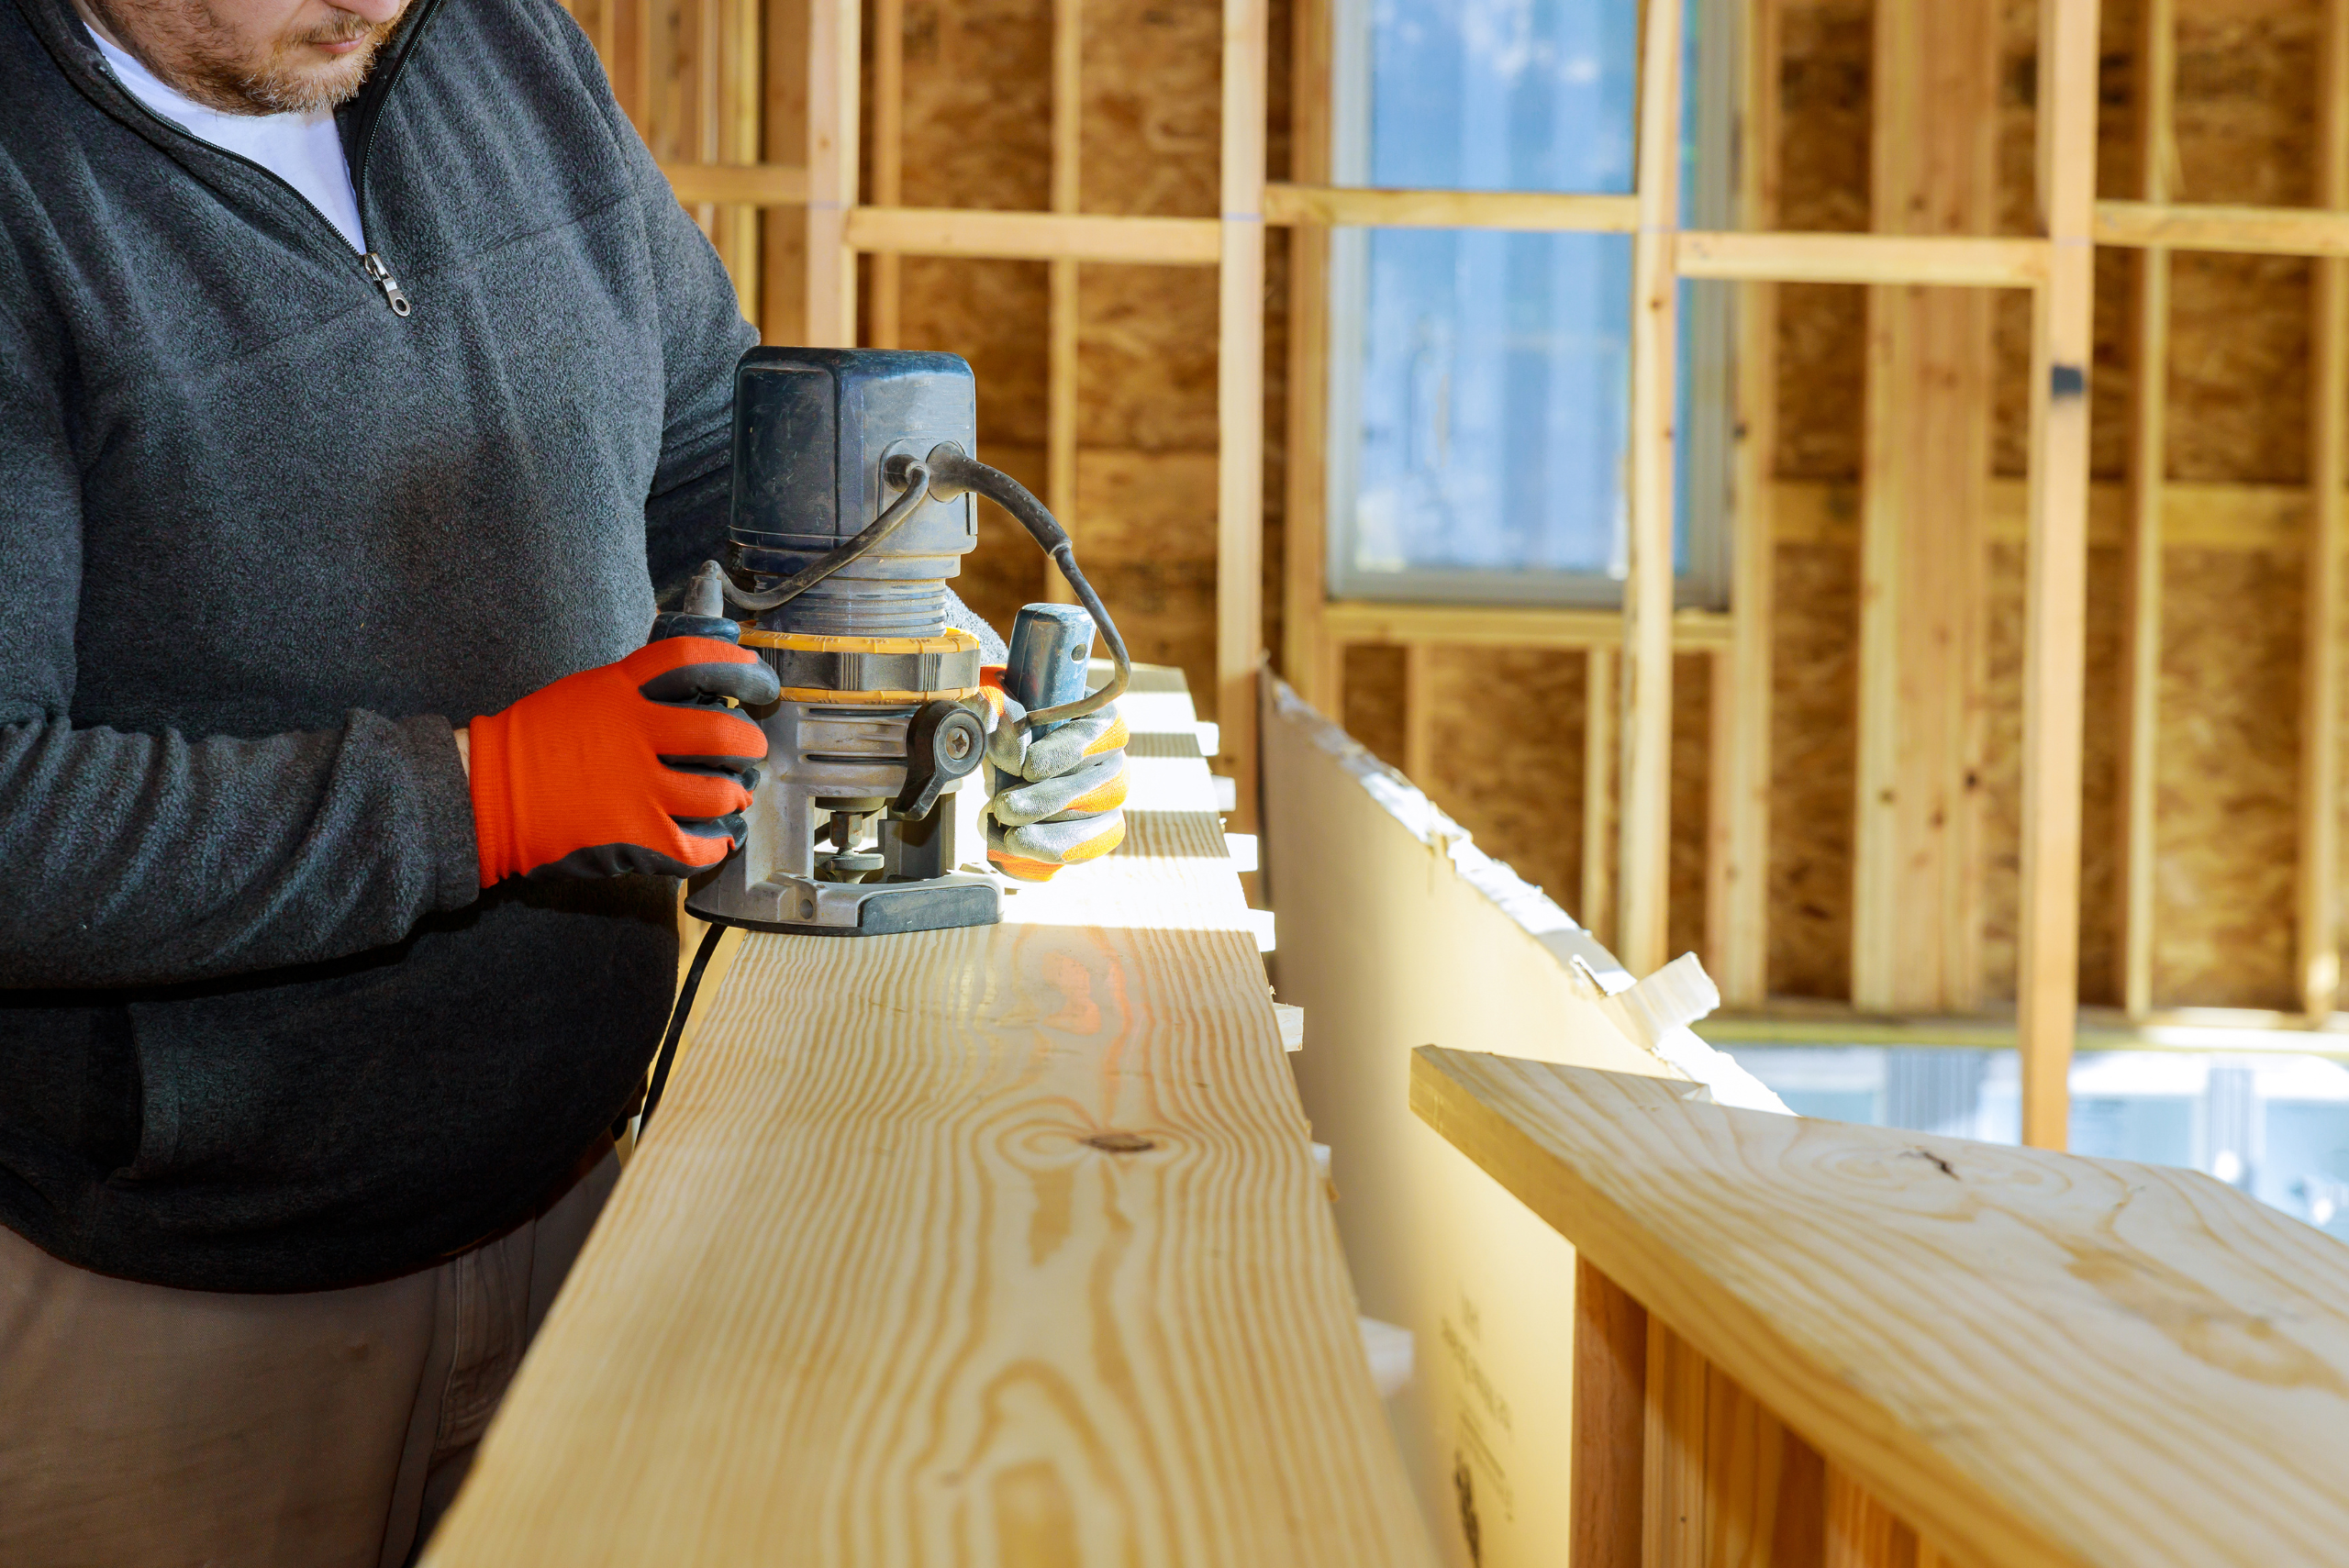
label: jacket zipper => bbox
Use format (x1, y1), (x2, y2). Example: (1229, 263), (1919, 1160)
(361, 251), (411, 317)
(81, 0), (445, 317)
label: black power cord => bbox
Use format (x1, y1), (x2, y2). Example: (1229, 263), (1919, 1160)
(632, 448), (1132, 1150)
(635, 919), (726, 1140)
(922, 450), (1131, 729)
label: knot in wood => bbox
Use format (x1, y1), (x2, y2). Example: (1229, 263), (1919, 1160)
(1084, 1131), (1156, 1154)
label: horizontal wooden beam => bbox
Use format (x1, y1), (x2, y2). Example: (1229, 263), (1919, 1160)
(659, 161), (809, 206)
(762, 187), (2349, 270)
(1675, 230), (2048, 287)
(842, 206), (1223, 264)
(1701, 999), (2349, 1060)
(1322, 600), (1733, 651)
(2096, 199), (2349, 258)
(1773, 476), (2310, 551)
(1262, 183), (1639, 231)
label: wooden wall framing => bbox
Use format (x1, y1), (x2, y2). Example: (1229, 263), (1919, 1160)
(630, 0), (1269, 827)
(603, 0), (2349, 1150)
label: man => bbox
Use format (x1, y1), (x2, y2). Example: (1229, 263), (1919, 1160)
(0, 0), (1127, 1560)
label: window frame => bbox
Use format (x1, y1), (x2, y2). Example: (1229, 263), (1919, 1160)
(1321, 0), (1740, 611)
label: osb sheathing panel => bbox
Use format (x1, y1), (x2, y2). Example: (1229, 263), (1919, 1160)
(1987, 0), (2140, 481)
(1418, 648), (1589, 907)
(1764, 0), (2311, 1012)
(1341, 644), (1406, 773)
(1669, 653), (1714, 964)
(1331, 648), (1711, 952)
(1977, 543), (2128, 1007)
(887, 0), (1288, 726)
(1771, 541), (1860, 997)
(2154, 550), (2302, 1008)
(1775, 1), (1867, 484)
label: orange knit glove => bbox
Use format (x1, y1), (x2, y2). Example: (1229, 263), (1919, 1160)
(468, 639), (779, 884)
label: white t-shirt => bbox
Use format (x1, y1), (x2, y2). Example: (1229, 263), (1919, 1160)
(92, 31), (367, 253)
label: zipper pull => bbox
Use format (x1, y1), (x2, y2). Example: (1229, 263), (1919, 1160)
(362, 252), (411, 317)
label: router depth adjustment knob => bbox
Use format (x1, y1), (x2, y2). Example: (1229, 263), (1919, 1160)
(893, 699), (988, 818)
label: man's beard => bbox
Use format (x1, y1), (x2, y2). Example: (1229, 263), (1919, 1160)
(88, 0), (403, 115)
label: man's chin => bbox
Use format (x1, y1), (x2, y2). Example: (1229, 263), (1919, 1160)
(243, 40), (382, 113)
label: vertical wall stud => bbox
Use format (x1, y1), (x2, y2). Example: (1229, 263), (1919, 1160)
(1403, 643), (1436, 786)
(1216, 0), (1270, 824)
(1571, 1260), (1647, 1568)
(869, 0), (904, 349)
(759, 0), (810, 346)
(1046, 0), (1085, 604)
(1585, 646), (1620, 950)
(2301, 0), (2349, 1022)
(1619, 0), (1687, 977)
(1283, 0), (1335, 709)
(1851, 0), (1998, 1015)
(2018, 0), (2100, 1151)
(2119, 0), (2173, 1018)
(805, 0), (860, 347)
(1721, 0), (1782, 1006)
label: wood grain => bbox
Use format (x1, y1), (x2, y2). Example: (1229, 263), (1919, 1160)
(659, 161), (810, 206)
(2097, 200), (2349, 259)
(2017, 0), (2100, 1148)
(842, 206), (1222, 266)
(868, 0), (903, 348)
(1412, 1051), (2349, 1568)
(2120, 0), (2176, 1020)
(1585, 645), (1619, 951)
(1573, 1260), (1646, 1568)
(422, 668), (1433, 1567)
(1720, 0), (1782, 1009)
(1851, 0), (1997, 1016)
(1673, 232), (2044, 288)
(1213, 0), (1267, 817)
(1824, 1466), (1918, 1568)
(1643, 1319), (1709, 1568)
(2302, 0), (2349, 1021)
(803, 0), (857, 346)
(1620, 0), (1686, 977)
(1043, 0), (1083, 606)
(1279, 0), (1333, 711)
(1324, 601), (1733, 652)
(1260, 183), (1639, 232)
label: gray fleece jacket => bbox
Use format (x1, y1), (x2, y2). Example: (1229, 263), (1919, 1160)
(0, 0), (870, 1289)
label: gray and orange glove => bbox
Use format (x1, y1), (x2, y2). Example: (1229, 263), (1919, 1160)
(979, 674), (1130, 881)
(468, 638), (780, 884)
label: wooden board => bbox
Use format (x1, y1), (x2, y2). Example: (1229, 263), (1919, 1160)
(1262, 674), (1717, 1567)
(1619, 0), (1687, 979)
(422, 666), (1433, 1567)
(1412, 1050), (2349, 1568)
(2016, 0), (2101, 1148)
(1851, 0), (1997, 1016)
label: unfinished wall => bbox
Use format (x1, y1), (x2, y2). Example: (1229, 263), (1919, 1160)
(884, 0), (1287, 728)
(1765, 0), (2318, 1011)
(591, 0), (2332, 1014)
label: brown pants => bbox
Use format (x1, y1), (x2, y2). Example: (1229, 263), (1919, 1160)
(0, 1149), (618, 1568)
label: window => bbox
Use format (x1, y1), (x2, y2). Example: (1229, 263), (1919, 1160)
(1326, 0), (1735, 607)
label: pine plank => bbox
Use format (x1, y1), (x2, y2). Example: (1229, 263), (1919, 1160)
(1278, 0), (1333, 710)
(2119, 0), (2175, 1020)
(1214, 0), (1268, 819)
(1852, 0), (1997, 1015)
(1720, 0), (1782, 1008)
(1573, 1260), (1647, 1568)
(422, 668), (1432, 1567)
(1619, 0), (1687, 976)
(1412, 1050), (2349, 1568)
(2301, 0), (2349, 1022)
(2017, 0), (2100, 1149)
